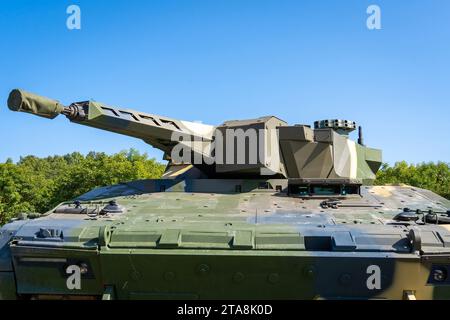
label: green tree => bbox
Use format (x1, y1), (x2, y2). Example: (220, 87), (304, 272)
(0, 149), (165, 225)
(375, 161), (450, 199)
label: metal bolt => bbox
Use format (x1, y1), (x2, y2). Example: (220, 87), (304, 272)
(433, 268), (447, 282)
(164, 271), (175, 281)
(268, 273), (280, 284)
(196, 264), (210, 275)
(233, 272), (245, 283)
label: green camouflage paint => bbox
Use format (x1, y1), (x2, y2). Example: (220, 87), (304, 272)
(1, 89), (449, 300)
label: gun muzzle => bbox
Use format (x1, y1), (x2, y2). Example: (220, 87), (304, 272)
(7, 89), (64, 119)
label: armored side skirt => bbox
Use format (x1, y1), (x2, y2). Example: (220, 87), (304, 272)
(7, 245), (450, 300)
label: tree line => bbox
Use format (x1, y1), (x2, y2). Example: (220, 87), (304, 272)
(374, 161), (450, 200)
(0, 149), (165, 225)
(0, 150), (449, 225)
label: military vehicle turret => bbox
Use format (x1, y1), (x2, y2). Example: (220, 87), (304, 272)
(1, 89), (449, 300)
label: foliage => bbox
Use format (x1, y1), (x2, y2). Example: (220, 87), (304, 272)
(375, 161), (450, 200)
(0, 149), (165, 225)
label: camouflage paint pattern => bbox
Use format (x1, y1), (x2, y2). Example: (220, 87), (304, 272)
(1, 89), (449, 300)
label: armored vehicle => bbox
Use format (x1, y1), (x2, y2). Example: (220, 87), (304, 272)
(1, 89), (450, 300)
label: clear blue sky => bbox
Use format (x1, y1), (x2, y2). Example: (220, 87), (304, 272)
(1, 0), (449, 165)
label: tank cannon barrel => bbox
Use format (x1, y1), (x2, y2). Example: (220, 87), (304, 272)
(7, 89), (64, 119)
(6, 89), (382, 182)
(7, 89), (214, 159)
